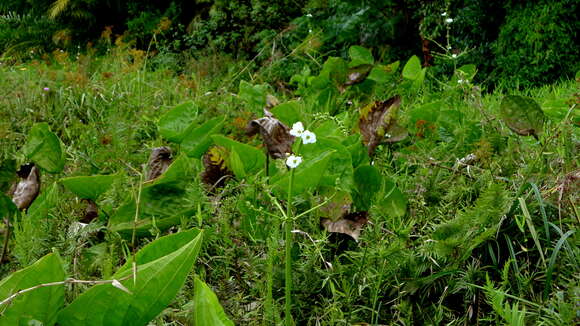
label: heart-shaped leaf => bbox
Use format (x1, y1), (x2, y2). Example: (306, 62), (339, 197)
(0, 253), (65, 325)
(192, 277), (234, 326)
(352, 165), (382, 211)
(348, 46), (374, 67)
(211, 135), (266, 176)
(181, 116), (225, 159)
(0, 159), (16, 193)
(273, 151), (333, 197)
(377, 177), (407, 218)
(27, 182), (58, 222)
(60, 174), (117, 201)
(158, 102), (198, 143)
(402, 55), (422, 80)
(115, 228), (201, 275)
(359, 96), (408, 156)
(57, 231), (204, 326)
(500, 95), (545, 138)
(239, 81), (268, 112)
(22, 123), (64, 173)
(110, 155), (196, 237)
(270, 101), (303, 126)
(367, 61), (400, 83)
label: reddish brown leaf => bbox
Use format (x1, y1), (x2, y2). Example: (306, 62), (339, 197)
(247, 109), (295, 159)
(359, 96), (408, 156)
(146, 146), (172, 181)
(11, 163), (40, 210)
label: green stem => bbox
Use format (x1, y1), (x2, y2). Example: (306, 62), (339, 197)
(285, 168), (295, 326)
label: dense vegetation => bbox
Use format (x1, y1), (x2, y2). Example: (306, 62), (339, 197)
(0, 1), (579, 325)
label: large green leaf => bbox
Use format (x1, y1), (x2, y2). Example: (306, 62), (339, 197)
(158, 102), (199, 143)
(500, 95), (545, 138)
(270, 101), (303, 126)
(109, 155), (196, 237)
(352, 165), (382, 211)
(211, 135), (265, 176)
(27, 182), (59, 222)
(377, 177), (407, 218)
(273, 151), (333, 197)
(181, 116), (225, 158)
(116, 228), (201, 275)
(192, 278), (234, 326)
(319, 57), (348, 86)
(367, 61), (400, 83)
(238, 81), (268, 112)
(22, 123), (64, 173)
(60, 174), (117, 201)
(57, 231), (204, 326)
(0, 193), (18, 221)
(0, 160), (16, 193)
(0, 253), (65, 326)
(301, 136), (353, 191)
(402, 55), (422, 80)
(348, 45), (374, 67)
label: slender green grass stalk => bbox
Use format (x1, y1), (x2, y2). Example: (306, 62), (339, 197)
(264, 236), (275, 325)
(285, 168), (295, 326)
(544, 230), (575, 300)
(518, 197), (546, 268)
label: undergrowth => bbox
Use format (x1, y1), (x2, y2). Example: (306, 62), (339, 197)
(0, 43), (578, 325)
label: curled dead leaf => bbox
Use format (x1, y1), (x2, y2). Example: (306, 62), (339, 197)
(11, 163), (40, 210)
(201, 146), (232, 190)
(146, 146), (172, 181)
(246, 109), (295, 159)
(266, 94), (280, 109)
(81, 199), (98, 223)
(359, 96), (408, 156)
(321, 211), (369, 242)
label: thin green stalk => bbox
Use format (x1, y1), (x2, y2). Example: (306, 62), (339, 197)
(285, 168), (295, 326)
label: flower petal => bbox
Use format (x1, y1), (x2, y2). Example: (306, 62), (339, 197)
(301, 130), (317, 144)
(286, 154), (302, 168)
(289, 121), (304, 137)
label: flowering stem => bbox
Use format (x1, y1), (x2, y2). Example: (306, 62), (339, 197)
(284, 168), (295, 326)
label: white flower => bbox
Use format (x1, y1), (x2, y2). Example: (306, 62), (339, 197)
(306, 13), (313, 18)
(451, 53), (457, 59)
(445, 18), (454, 24)
(309, 29), (313, 33)
(441, 12), (447, 16)
(301, 130), (317, 144)
(286, 155), (302, 168)
(289, 121), (305, 137)
(458, 79), (465, 84)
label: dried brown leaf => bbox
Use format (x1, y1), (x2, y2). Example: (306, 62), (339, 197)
(266, 94), (280, 109)
(359, 96), (408, 156)
(201, 146), (232, 190)
(80, 199), (98, 223)
(321, 211), (369, 242)
(247, 109), (295, 159)
(146, 146), (172, 181)
(11, 163), (40, 210)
